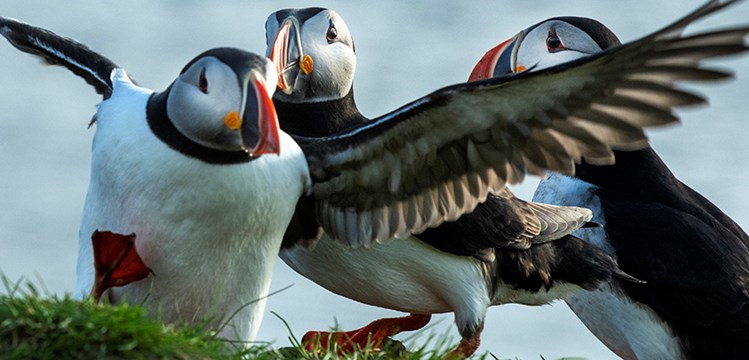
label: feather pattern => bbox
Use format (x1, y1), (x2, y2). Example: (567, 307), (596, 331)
(296, 0), (749, 246)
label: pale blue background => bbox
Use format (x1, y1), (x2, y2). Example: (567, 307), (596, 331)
(0, 1), (747, 359)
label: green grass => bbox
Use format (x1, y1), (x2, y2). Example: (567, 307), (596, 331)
(0, 277), (488, 359)
(0, 277), (245, 359)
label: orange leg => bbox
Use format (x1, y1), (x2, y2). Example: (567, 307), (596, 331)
(446, 335), (481, 359)
(302, 313), (432, 353)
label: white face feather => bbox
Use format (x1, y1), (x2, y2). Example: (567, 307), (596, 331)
(167, 56), (243, 151)
(516, 20), (603, 72)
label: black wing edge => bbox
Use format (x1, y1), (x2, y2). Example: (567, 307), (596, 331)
(0, 16), (119, 99)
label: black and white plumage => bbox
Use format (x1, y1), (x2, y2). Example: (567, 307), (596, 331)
(266, 1), (749, 356)
(0, 17), (309, 342)
(267, 2), (749, 249)
(467, 3), (749, 359)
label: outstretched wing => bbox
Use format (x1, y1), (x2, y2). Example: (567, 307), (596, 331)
(0, 17), (119, 99)
(297, 0), (749, 246)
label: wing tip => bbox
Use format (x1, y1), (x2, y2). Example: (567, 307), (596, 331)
(0, 16), (118, 99)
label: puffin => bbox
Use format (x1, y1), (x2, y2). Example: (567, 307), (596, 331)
(0, 17), (310, 342)
(265, 1), (749, 357)
(468, 6), (749, 360)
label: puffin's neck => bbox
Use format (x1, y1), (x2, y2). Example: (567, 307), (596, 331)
(274, 88), (368, 137)
(574, 148), (677, 193)
(146, 89), (257, 165)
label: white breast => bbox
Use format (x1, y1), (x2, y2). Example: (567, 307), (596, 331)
(75, 74), (310, 342)
(568, 283), (684, 360)
(280, 235), (491, 335)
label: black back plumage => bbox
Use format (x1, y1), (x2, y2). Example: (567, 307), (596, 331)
(417, 192), (532, 258)
(577, 148), (749, 358)
(0, 17), (118, 99)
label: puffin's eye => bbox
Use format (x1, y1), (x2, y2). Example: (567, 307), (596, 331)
(546, 32), (564, 52)
(198, 68), (208, 94)
(326, 24), (338, 42)
(546, 32), (564, 53)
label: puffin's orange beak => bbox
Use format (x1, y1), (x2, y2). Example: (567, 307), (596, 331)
(469, 32), (524, 81)
(269, 18), (307, 95)
(240, 71), (281, 156)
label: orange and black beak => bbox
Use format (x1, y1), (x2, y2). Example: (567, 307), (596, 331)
(239, 71), (281, 156)
(469, 31), (526, 81)
(269, 17), (310, 95)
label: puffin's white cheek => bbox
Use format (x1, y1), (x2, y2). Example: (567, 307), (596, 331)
(167, 85), (229, 147)
(315, 47), (355, 99)
(168, 86), (203, 135)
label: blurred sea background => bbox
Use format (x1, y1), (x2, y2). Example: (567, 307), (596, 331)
(1, 1), (747, 359)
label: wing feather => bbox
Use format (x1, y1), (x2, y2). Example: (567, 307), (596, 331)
(299, 0), (749, 246)
(0, 17), (119, 99)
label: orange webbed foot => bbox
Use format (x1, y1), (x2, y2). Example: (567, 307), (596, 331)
(89, 230), (152, 303)
(302, 313), (431, 354)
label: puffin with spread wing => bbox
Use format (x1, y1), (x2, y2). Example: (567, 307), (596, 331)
(266, 1), (749, 357)
(469, 6), (749, 360)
